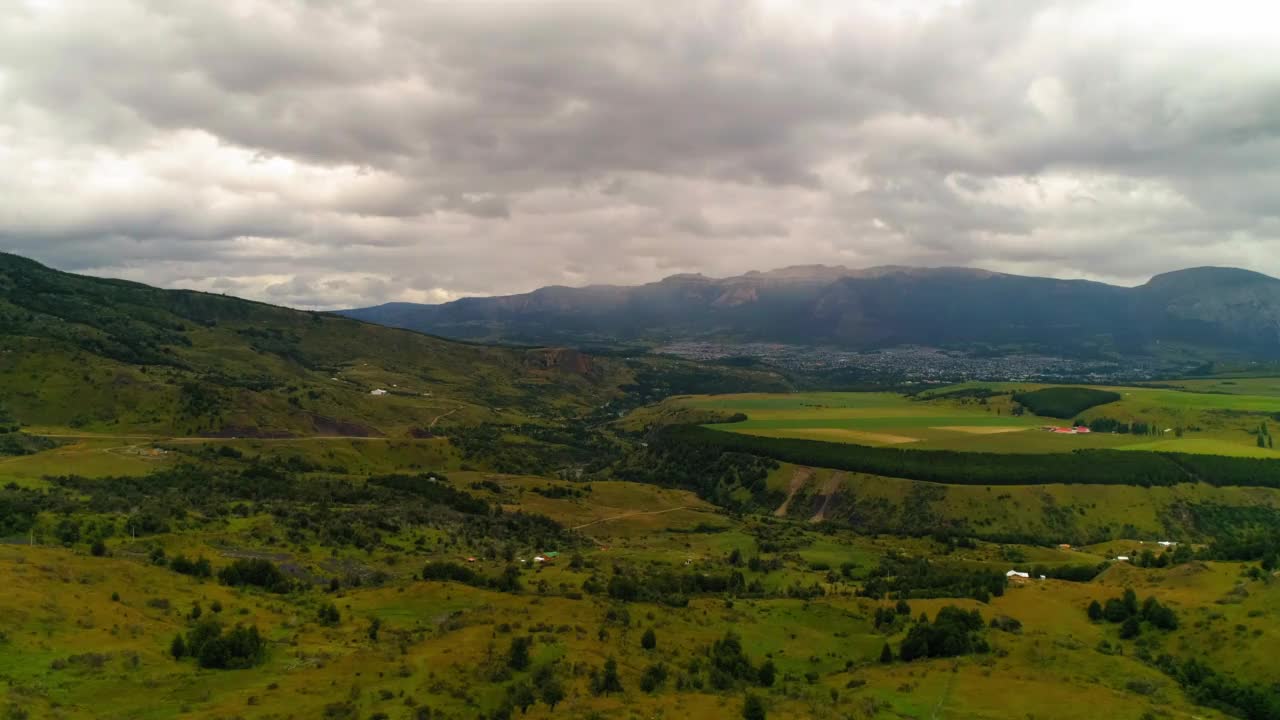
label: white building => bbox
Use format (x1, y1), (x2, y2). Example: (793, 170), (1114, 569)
(370, 389), (388, 396)
(1006, 570), (1030, 579)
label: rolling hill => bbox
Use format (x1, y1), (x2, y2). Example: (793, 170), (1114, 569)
(342, 264), (1280, 357)
(0, 252), (786, 438)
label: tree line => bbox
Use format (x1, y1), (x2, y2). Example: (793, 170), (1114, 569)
(662, 425), (1280, 489)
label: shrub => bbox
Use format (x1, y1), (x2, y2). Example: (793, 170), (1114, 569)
(757, 660), (776, 687)
(591, 658), (623, 695)
(170, 554), (213, 579)
(318, 602), (341, 626)
(639, 662), (668, 693)
(507, 636), (532, 671)
(899, 607), (988, 661)
(183, 620), (266, 669)
(1087, 600), (1103, 621)
(989, 615), (1023, 634)
(218, 558), (292, 593)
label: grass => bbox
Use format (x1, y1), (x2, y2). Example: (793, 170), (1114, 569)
(4, 455), (1274, 719)
(648, 385), (1280, 457)
(760, 460), (1280, 544)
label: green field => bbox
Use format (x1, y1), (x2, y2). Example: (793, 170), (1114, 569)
(657, 385), (1280, 457)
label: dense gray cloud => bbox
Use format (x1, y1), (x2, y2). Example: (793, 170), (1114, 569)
(1, 0), (1278, 308)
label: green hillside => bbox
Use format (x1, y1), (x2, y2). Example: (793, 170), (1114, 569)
(0, 253), (786, 438)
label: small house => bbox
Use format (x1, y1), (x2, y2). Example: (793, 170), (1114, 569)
(1116, 556), (1130, 561)
(1058, 544), (1072, 550)
(370, 389), (388, 396)
(1006, 570), (1031, 579)
(533, 555), (547, 564)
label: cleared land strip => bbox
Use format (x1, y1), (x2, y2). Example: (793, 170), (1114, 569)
(774, 466), (814, 517)
(810, 471), (847, 523)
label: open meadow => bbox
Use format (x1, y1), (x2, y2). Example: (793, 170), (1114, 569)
(652, 383), (1280, 457)
(3, 457), (1276, 720)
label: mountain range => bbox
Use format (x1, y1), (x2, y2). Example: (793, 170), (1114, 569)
(342, 265), (1280, 357)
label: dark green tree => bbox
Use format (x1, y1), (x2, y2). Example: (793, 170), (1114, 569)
(593, 657), (623, 695)
(1122, 588), (1139, 617)
(509, 681), (535, 714)
(170, 634), (187, 660)
(507, 636), (532, 671)
(1087, 600), (1103, 622)
(1119, 616), (1141, 640)
(318, 602), (341, 626)
(742, 693), (767, 720)
(539, 673), (565, 711)
(879, 643), (894, 663)
(757, 660), (776, 687)
(1103, 598), (1129, 623)
(641, 627), (657, 650)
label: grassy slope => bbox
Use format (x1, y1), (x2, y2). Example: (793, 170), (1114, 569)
(0, 253), (617, 436)
(0, 253), (788, 439)
(763, 460), (1280, 544)
(5, 472), (1270, 720)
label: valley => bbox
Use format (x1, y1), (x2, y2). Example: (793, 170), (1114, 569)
(1, 255), (1278, 720)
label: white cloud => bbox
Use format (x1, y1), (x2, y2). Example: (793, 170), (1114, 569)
(0, 0), (1278, 308)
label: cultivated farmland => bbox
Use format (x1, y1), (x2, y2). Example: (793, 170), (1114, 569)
(650, 384), (1280, 457)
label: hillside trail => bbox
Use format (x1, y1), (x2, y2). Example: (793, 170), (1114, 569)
(930, 669), (956, 719)
(38, 433), (396, 443)
(427, 407), (461, 430)
(6, 434), (412, 466)
(774, 466), (814, 517)
(571, 506), (694, 531)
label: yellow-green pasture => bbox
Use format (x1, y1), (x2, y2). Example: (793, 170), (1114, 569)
(653, 385), (1280, 456)
(5, 538), (1267, 719)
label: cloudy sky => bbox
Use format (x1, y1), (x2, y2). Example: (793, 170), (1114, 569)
(2, 0), (1279, 309)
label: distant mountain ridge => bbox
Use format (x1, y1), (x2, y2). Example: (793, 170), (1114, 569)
(342, 264), (1280, 356)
